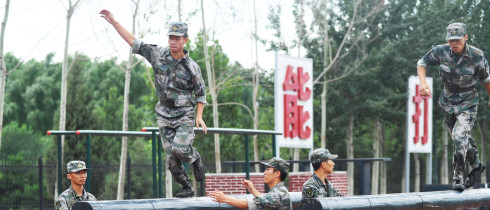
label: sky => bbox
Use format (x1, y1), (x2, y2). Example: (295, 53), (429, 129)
(2, 0), (306, 71)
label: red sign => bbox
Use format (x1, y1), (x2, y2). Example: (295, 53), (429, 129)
(412, 84), (431, 145)
(282, 65), (311, 139)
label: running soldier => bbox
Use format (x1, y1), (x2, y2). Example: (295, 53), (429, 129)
(417, 22), (490, 191)
(100, 9), (207, 197)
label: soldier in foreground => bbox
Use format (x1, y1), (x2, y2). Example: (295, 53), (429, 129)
(209, 157), (292, 209)
(56, 160), (96, 210)
(100, 10), (207, 198)
(302, 148), (343, 199)
(417, 22), (490, 191)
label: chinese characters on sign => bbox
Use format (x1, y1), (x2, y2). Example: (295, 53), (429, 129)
(412, 84), (430, 145)
(283, 65), (311, 139)
(275, 55), (313, 150)
(406, 76), (432, 153)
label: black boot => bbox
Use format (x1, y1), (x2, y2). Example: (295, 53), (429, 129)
(193, 154), (205, 181)
(175, 174), (195, 198)
(168, 156), (195, 198)
(452, 179), (465, 192)
(464, 163), (486, 188)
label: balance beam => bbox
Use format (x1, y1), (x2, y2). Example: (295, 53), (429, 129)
(72, 192), (302, 210)
(300, 188), (490, 209)
(72, 189), (490, 209)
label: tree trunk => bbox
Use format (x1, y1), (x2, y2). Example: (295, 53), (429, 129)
(380, 122), (387, 194)
(320, 7), (331, 149)
(117, 0), (138, 199)
(292, 0), (305, 173)
(477, 121), (487, 184)
(252, 0), (260, 173)
(200, 0), (221, 173)
(165, 157), (173, 197)
(371, 117), (381, 195)
(346, 115), (354, 196)
(441, 122), (449, 184)
(414, 153), (420, 192)
(0, 0), (10, 152)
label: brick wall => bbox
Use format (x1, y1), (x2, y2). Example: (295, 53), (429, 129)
(205, 171), (348, 196)
(288, 171), (348, 196)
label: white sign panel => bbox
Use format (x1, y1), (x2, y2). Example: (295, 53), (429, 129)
(274, 54), (313, 149)
(406, 76), (433, 153)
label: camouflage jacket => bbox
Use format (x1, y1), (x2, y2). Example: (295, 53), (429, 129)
(418, 44), (490, 114)
(247, 182), (292, 210)
(132, 39), (207, 117)
(302, 173), (343, 199)
(55, 186), (96, 210)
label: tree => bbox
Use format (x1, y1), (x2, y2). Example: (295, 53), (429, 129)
(117, 0), (145, 200)
(0, 0), (10, 152)
(200, 0), (221, 174)
(57, 0), (83, 200)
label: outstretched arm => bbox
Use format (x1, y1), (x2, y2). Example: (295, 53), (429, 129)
(99, 9), (135, 46)
(242, 180), (262, 197)
(209, 190), (248, 209)
(417, 65), (431, 96)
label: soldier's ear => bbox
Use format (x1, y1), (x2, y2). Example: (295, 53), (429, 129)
(67, 173), (72, 180)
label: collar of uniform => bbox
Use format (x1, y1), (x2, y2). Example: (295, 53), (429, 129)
(312, 172), (326, 187)
(450, 44), (471, 58)
(182, 49), (190, 62)
(271, 182), (285, 191)
(69, 185), (87, 198)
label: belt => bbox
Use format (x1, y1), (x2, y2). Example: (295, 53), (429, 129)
(444, 85), (474, 93)
(161, 100), (177, 108)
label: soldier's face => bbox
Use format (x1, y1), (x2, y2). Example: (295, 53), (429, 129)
(263, 167), (280, 185)
(448, 34), (468, 55)
(168, 35), (188, 54)
(323, 159), (335, 174)
(67, 170), (87, 186)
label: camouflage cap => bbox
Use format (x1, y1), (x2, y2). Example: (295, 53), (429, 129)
(446, 22), (466, 40)
(261, 157), (290, 173)
(168, 22), (188, 36)
(67, 160), (89, 173)
(309, 148), (338, 165)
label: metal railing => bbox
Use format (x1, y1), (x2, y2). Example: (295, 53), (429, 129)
(47, 128), (281, 198)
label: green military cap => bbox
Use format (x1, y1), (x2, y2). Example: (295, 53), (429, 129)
(168, 22), (188, 36)
(261, 157), (290, 173)
(309, 148), (338, 165)
(67, 160), (89, 173)
(446, 22), (466, 40)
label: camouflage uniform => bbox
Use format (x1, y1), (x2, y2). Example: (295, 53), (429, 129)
(248, 182), (292, 210)
(56, 161), (96, 210)
(247, 157), (292, 210)
(132, 22), (206, 196)
(302, 173), (343, 199)
(302, 148), (343, 199)
(418, 23), (490, 185)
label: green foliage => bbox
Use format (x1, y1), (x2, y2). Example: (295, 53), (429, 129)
(0, 122), (50, 160)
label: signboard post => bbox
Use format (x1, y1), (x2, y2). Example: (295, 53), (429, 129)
(274, 54), (314, 156)
(405, 76), (433, 192)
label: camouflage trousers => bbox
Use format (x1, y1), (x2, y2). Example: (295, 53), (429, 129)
(445, 106), (480, 181)
(156, 112), (199, 185)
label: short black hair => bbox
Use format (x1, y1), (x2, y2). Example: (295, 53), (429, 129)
(184, 33), (188, 39)
(273, 168), (288, 181)
(312, 161), (322, 171)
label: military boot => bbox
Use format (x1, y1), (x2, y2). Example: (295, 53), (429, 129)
(464, 163), (486, 188)
(175, 177), (195, 198)
(193, 154), (205, 181)
(452, 179), (465, 192)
